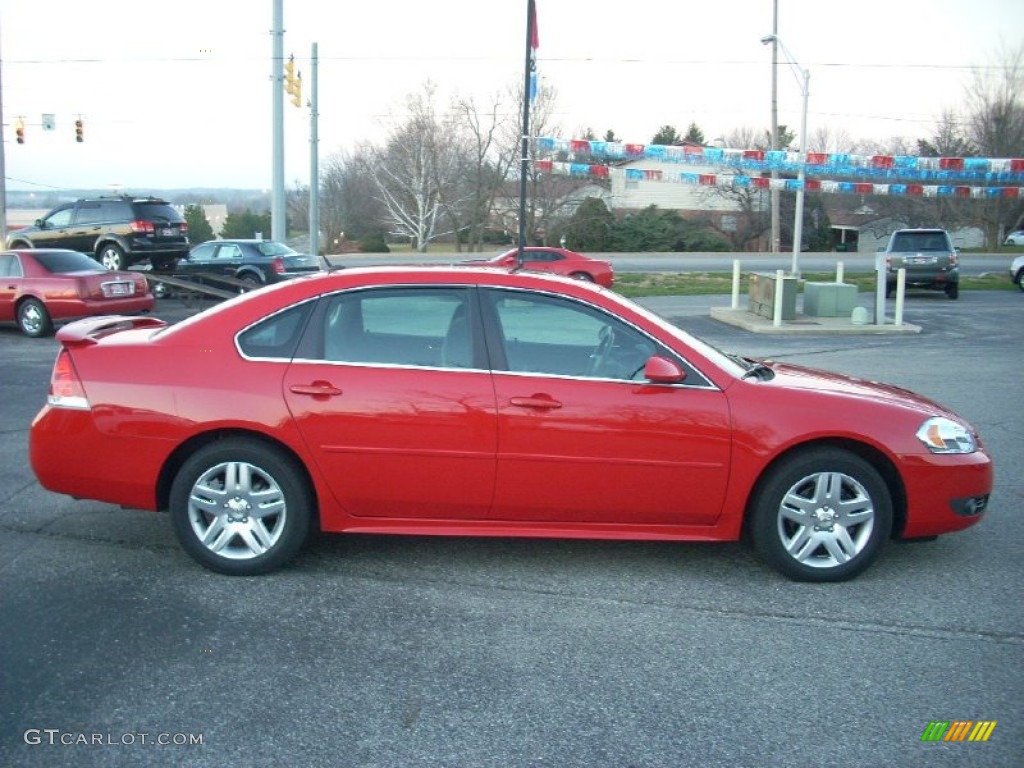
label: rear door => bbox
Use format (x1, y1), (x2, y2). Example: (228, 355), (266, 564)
(0, 253), (18, 321)
(283, 286), (499, 520)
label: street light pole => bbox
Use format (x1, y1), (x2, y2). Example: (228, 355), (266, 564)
(761, 33), (809, 278)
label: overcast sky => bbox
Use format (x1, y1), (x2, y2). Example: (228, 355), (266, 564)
(2, 0), (1022, 193)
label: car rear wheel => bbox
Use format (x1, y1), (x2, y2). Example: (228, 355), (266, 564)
(151, 256), (178, 273)
(17, 298), (53, 337)
(749, 448), (892, 582)
(170, 439), (312, 575)
(945, 283), (959, 299)
(570, 271), (595, 282)
(98, 244), (126, 271)
(239, 274), (263, 293)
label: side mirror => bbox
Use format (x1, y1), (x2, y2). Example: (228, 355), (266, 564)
(643, 355), (686, 384)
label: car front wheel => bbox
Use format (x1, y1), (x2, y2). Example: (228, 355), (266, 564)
(98, 244), (127, 271)
(749, 448), (892, 582)
(17, 298), (53, 337)
(169, 439), (312, 575)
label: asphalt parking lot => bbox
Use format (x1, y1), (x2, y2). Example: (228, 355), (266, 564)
(1, 290), (1021, 767)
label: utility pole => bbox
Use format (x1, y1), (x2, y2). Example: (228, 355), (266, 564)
(0, 19), (8, 247)
(271, 0), (286, 242)
(769, 0), (779, 254)
(309, 42), (319, 260)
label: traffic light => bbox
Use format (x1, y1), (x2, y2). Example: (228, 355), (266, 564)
(15, 117), (25, 144)
(285, 54), (302, 108)
(75, 119), (84, 143)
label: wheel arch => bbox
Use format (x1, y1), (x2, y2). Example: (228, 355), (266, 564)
(8, 238), (34, 249)
(742, 437), (908, 540)
(156, 428), (319, 521)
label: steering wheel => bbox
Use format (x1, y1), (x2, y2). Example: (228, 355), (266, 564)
(587, 326), (615, 376)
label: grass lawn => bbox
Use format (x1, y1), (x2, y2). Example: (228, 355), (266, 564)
(612, 271), (1016, 298)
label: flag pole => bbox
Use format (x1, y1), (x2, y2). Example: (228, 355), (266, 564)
(516, 0), (537, 270)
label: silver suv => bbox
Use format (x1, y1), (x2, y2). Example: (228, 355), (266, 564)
(882, 228), (959, 300)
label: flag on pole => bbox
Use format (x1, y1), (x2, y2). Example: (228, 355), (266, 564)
(528, 0), (539, 101)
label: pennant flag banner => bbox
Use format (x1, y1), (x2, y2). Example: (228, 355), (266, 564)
(532, 159), (1023, 199)
(536, 137), (1024, 184)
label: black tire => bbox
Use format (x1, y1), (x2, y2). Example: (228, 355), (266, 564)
(749, 447), (892, 582)
(98, 243), (127, 271)
(238, 273), (263, 293)
(945, 283), (959, 300)
(169, 439), (313, 575)
(884, 282), (894, 299)
(1016, 270), (1024, 292)
(17, 298), (53, 337)
(151, 256), (178, 273)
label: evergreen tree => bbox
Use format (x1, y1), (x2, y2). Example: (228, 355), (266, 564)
(183, 204), (214, 245)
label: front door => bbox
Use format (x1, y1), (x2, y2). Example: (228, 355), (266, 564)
(483, 288), (732, 526)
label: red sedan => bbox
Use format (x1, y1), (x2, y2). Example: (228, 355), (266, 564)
(463, 247), (614, 287)
(29, 267), (991, 581)
(1, 249), (153, 337)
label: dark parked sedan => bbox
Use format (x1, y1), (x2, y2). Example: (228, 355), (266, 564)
(0, 249), (153, 337)
(175, 239), (324, 289)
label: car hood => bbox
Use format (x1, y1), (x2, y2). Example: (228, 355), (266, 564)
(762, 360), (960, 419)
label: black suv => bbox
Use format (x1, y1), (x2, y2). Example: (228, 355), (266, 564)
(7, 196), (189, 271)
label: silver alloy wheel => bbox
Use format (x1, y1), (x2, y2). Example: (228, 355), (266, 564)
(186, 460), (288, 561)
(19, 301), (45, 335)
(775, 470), (875, 569)
(100, 245), (124, 271)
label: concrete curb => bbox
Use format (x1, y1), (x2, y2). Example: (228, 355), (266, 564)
(709, 306), (922, 334)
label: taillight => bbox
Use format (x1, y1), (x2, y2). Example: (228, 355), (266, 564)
(48, 349), (90, 409)
(272, 257), (286, 274)
(180, 222), (189, 235)
(950, 251), (958, 266)
(130, 220), (155, 234)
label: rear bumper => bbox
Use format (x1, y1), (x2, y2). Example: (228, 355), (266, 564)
(45, 295), (155, 321)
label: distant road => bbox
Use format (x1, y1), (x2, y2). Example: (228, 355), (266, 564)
(329, 251), (1013, 276)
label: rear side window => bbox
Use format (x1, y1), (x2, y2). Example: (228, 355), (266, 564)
(0, 254), (19, 277)
(320, 287), (474, 368)
(237, 301), (315, 359)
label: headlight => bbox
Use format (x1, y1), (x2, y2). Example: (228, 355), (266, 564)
(916, 417), (976, 454)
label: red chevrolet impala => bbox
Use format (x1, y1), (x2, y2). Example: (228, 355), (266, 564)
(29, 267), (991, 581)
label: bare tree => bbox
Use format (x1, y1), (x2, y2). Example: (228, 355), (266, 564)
(317, 148), (386, 251)
(965, 45), (1024, 242)
(369, 83), (465, 252)
(446, 91), (517, 252)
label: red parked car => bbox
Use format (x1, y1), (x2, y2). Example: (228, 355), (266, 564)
(1, 249), (154, 337)
(29, 267), (991, 581)
(463, 247), (614, 287)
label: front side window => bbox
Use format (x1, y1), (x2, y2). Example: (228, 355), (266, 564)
(43, 208), (73, 228)
(485, 289), (658, 381)
(320, 287), (475, 369)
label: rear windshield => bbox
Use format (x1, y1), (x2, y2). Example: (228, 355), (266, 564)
(132, 203), (183, 222)
(891, 232), (949, 251)
(34, 250), (102, 273)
